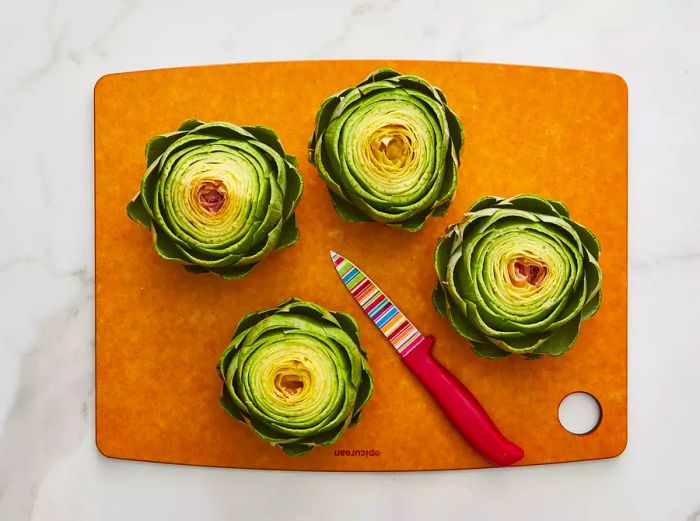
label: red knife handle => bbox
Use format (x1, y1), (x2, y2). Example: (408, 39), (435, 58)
(402, 335), (524, 467)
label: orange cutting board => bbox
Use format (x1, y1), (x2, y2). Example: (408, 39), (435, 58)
(94, 60), (627, 471)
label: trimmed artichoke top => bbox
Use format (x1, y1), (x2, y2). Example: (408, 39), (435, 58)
(308, 68), (464, 231)
(433, 195), (602, 359)
(127, 119), (303, 279)
(218, 298), (374, 456)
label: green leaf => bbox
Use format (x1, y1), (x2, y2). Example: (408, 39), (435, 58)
(281, 443), (314, 457)
(432, 286), (448, 318)
(215, 264), (258, 280)
(469, 196), (503, 212)
(532, 315), (582, 356)
(178, 119), (204, 132)
(183, 265), (208, 274)
(447, 305), (487, 344)
(145, 131), (184, 167)
(126, 195), (152, 229)
(153, 229), (186, 262)
(220, 387), (245, 422)
(508, 194), (559, 217)
(433, 234), (454, 282)
(398, 208), (433, 231)
(365, 68), (401, 82)
(581, 290), (602, 321)
(549, 198), (570, 217)
(351, 361), (374, 424)
(566, 217), (601, 259)
(276, 214), (300, 250)
(328, 190), (373, 223)
(281, 164), (303, 220)
(431, 201), (451, 217)
(471, 341), (511, 359)
(245, 125), (286, 157)
(331, 311), (362, 349)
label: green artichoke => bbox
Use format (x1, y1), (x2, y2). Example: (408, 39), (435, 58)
(308, 68), (464, 231)
(217, 298), (374, 456)
(127, 119), (303, 279)
(433, 195), (602, 359)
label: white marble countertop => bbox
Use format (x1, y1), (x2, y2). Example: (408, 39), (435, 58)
(1, 0), (699, 519)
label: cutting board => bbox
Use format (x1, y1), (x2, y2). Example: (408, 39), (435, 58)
(94, 60), (627, 471)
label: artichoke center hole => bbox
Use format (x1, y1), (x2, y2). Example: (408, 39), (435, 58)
(279, 375), (304, 394)
(381, 136), (408, 160)
(371, 126), (412, 169)
(196, 180), (227, 213)
(509, 257), (548, 287)
(274, 363), (308, 398)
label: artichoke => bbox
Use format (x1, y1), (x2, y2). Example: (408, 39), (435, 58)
(127, 119), (303, 279)
(433, 195), (602, 359)
(308, 68), (464, 231)
(217, 298), (374, 456)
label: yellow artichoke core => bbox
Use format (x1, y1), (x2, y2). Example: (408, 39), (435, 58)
(368, 125), (414, 176)
(272, 359), (312, 402)
(195, 180), (228, 214)
(508, 257), (548, 288)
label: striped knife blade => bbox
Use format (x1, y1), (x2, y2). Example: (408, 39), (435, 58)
(330, 250), (424, 357)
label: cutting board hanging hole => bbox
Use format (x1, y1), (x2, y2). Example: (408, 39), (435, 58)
(558, 392), (602, 435)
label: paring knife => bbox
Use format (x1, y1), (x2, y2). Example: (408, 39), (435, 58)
(330, 251), (524, 467)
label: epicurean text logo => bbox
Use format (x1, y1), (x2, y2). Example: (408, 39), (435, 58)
(333, 449), (381, 457)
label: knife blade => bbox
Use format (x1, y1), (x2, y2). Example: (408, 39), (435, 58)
(331, 250), (426, 357)
(330, 250), (524, 467)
